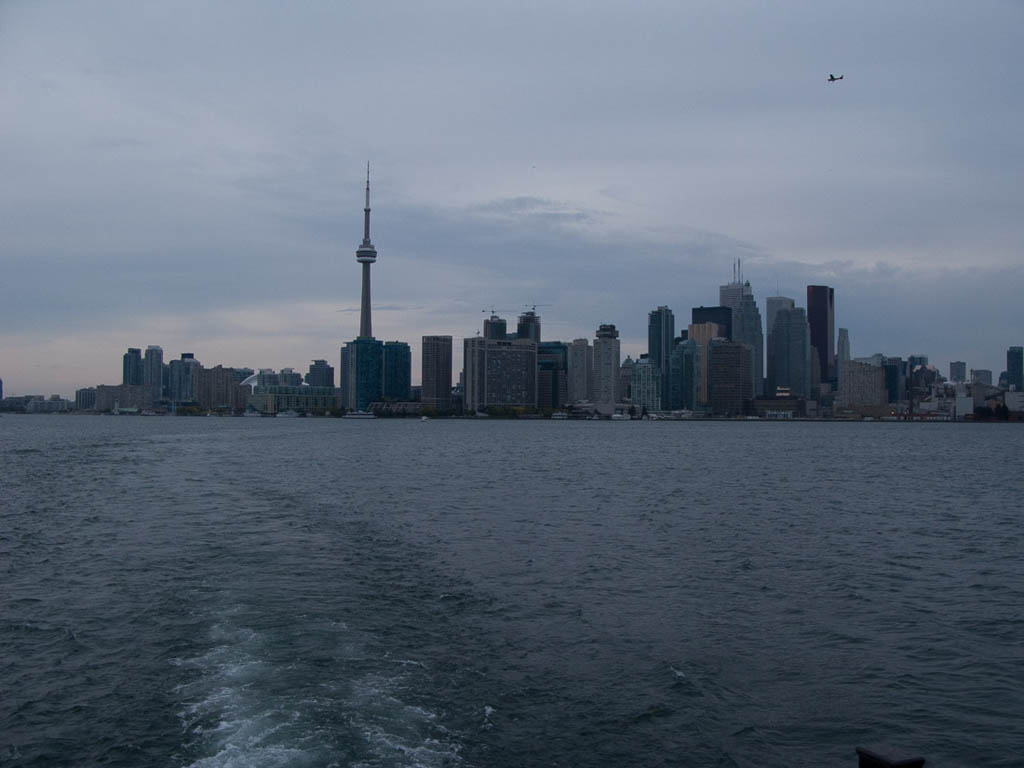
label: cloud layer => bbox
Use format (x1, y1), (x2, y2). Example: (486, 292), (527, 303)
(1, 0), (1021, 394)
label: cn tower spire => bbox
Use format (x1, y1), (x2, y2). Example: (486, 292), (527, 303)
(362, 162), (372, 246)
(356, 162), (378, 338)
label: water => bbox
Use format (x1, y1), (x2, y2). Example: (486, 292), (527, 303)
(2, 415), (1022, 767)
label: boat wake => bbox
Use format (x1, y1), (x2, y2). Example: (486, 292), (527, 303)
(172, 605), (461, 767)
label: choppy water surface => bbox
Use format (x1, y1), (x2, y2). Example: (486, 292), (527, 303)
(2, 416), (1022, 767)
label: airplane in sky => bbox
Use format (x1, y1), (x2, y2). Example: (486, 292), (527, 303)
(828, 74), (844, 82)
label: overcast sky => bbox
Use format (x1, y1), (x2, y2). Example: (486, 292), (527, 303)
(2, 0), (1022, 396)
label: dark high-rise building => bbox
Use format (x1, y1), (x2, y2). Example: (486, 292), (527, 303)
(537, 341), (568, 410)
(278, 368), (303, 386)
(567, 338), (592, 403)
(647, 306), (675, 384)
(667, 338), (699, 410)
(883, 357), (906, 403)
(306, 359), (335, 388)
(143, 345), (163, 402)
(765, 296), (795, 395)
(770, 308), (811, 398)
(421, 335), (453, 411)
(617, 356), (635, 403)
(341, 337), (383, 411)
(1006, 347), (1023, 391)
(122, 347), (143, 386)
(483, 314), (508, 340)
(169, 353), (200, 403)
(949, 361), (967, 383)
(691, 306), (732, 341)
(517, 310), (541, 343)
(708, 340), (753, 416)
(807, 285), (835, 383)
(383, 341), (411, 401)
(339, 347), (349, 406)
(907, 355), (929, 371)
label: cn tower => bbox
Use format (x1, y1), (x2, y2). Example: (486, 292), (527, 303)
(356, 163), (377, 339)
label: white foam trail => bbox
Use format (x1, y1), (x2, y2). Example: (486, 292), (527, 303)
(175, 609), (463, 767)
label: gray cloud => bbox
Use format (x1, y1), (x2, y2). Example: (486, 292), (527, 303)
(0, 0), (1022, 394)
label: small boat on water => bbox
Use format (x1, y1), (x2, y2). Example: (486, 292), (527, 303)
(550, 412), (569, 419)
(343, 411), (377, 419)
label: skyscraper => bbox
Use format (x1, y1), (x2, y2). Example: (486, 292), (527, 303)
(770, 308), (811, 398)
(483, 314), (508, 340)
(884, 357), (906, 403)
(516, 310), (541, 343)
(688, 321), (724, 407)
(421, 335), (453, 411)
(356, 164), (377, 339)
(341, 338), (383, 411)
(1007, 347), (1023, 391)
(647, 306), (675, 383)
(949, 361), (967, 383)
(692, 306), (732, 340)
(630, 356), (661, 412)
(592, 324), (621, 414)
(306, 359), (335, 388)
(169, 353), (200, 403)
(836, 327), (851, 391)
(807, 285), (835, 383)
(765, 296), (795, 397)
(143, 345), (163, 403)
(567, 338), (592, 403)
(708, 340), (753, 417)
(837, 328), (850, 366)
(667, 339), (700, 411)
(383, 341), (412, 401)
(617, 357), (634, 403)
(122, 347), (143, 386)
(719, 279), (763, 397)
(537, 341), (569, 410)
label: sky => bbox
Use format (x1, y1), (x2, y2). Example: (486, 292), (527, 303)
(1, 0), (1022, 396)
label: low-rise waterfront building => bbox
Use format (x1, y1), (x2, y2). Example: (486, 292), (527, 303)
(247, 385), (342, 415)
(95, 384), (153, 412)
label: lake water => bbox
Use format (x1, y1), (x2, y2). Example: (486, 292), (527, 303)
(2, 415), (1022, 767)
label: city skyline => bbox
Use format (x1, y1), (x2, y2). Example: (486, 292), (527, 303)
(2, 2), (1022, 396)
